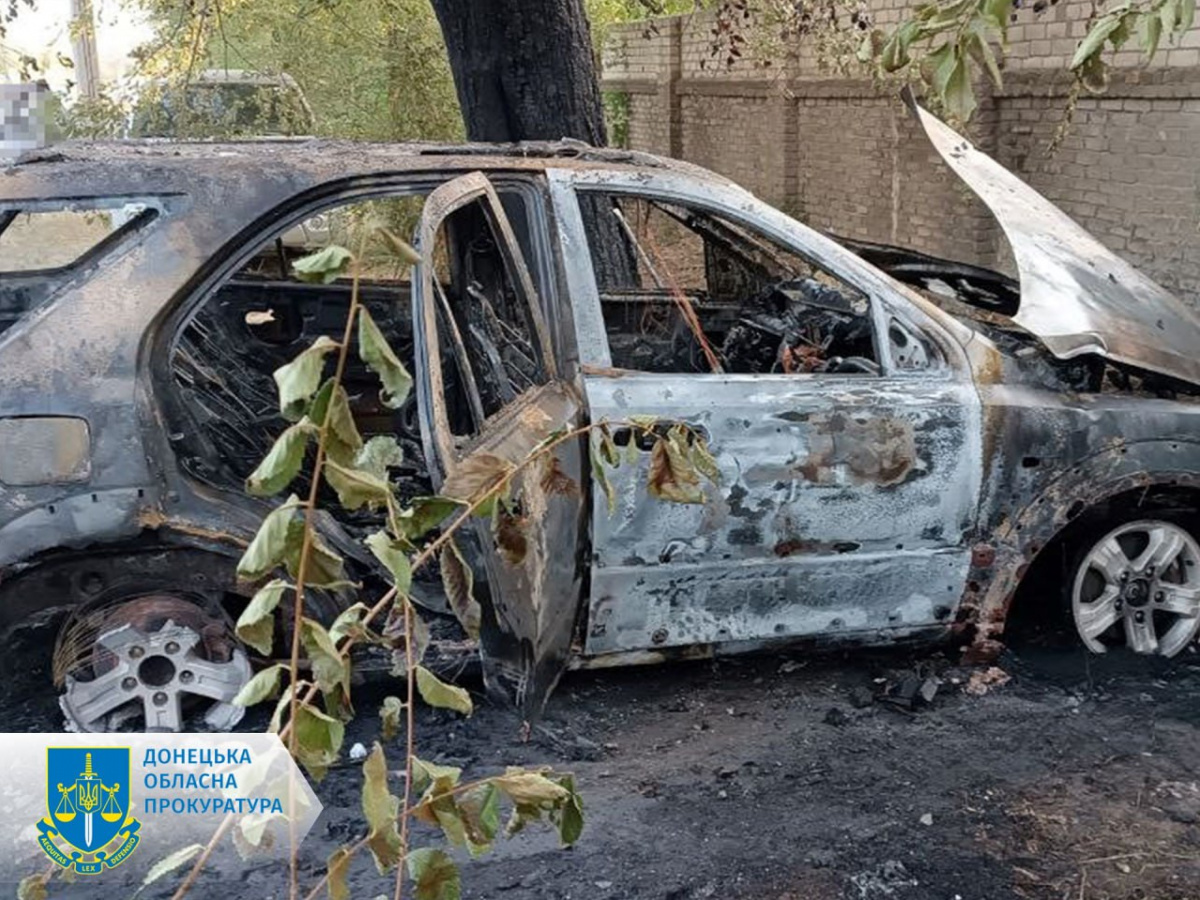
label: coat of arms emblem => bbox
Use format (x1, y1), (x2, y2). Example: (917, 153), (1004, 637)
(37, 748), (141, 875)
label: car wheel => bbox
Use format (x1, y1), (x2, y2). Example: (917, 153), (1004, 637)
(1070, 517), (1200, 657)
(55, 594), (251, 732)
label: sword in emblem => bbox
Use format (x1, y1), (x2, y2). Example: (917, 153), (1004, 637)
(77, 753), (101, 849)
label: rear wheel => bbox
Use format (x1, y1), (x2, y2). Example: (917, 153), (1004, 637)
(55, 594), (251, 732)
(1071, 518), (1200, 658)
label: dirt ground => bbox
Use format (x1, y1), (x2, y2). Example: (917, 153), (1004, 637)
(7, 624), (1199, 900)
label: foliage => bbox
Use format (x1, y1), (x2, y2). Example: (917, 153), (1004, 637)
(602, 89), (631, 147)
(851, 0), (1195, 121)
(664, 0), (1197, 124)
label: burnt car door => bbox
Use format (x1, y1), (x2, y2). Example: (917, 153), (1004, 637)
(547, 167), (983, 659)
(412, 172), (587, 716)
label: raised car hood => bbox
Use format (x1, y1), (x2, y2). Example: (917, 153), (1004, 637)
(908, 92), (1200, 386)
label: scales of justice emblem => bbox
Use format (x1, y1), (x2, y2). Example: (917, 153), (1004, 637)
(37, 748), (141, 875)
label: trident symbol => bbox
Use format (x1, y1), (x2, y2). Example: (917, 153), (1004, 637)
(53, 753), (120, 849)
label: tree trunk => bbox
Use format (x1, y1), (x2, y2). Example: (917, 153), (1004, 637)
(430, 0), (637, 287)
(428, 0), (607, 144)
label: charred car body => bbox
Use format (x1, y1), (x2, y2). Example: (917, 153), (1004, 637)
(3, 101), (1200, 732)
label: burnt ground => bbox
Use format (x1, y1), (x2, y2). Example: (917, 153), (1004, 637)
(4, 626), (1200, 900)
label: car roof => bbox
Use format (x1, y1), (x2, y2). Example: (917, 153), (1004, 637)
(4, 138), (732, 199)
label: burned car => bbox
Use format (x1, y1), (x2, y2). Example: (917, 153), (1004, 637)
(3, 100), (1200, 733)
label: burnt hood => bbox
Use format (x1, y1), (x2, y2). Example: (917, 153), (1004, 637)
(907, 91), (1200, 386)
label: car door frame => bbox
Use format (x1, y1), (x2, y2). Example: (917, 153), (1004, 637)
(412, 170), (589, 715)
(546, 165), (985, 660)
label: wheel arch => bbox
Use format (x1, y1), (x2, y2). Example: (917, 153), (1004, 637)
(957, 437), (1200, 660)
(0, 529), (255, 634)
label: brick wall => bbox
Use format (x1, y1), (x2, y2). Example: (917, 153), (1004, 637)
(601, 4), (1200, 299)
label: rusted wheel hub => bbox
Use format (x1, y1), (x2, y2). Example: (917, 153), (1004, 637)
(56, 595), (251, 732)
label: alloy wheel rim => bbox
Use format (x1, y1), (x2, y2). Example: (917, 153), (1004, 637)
(1073, 519), (1200, 658)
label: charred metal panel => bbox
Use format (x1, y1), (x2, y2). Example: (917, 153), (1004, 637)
(908, 94), (1200, 387)
(0, 417), (90, 485)
(587, 552), (965, 653)
(460, 385), (587, 715)
(960, 376), (1200, 656)
(580, 373), (980, 654)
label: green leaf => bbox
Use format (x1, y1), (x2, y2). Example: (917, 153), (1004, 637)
(439, 540), (480, 639)
(328, 602), (380, 645)
(415, 666), (473, 715)
(237, 497), (302, 581)
(328, 602), (365, 645)
(327, 846), (352, 900)
(366, 530), (413, 594)
(394, 495), (461, 542)
(414, 793), (469, 849)
(966, 27), (1004, 89)
(1071, 11), (1127, 69)
(246, 421), (314, 497)
(1159, 0), (1180, 34)
(325, 460), (394, 512)
(926, 41), (959, 95)
(406, 848), (461, 900)
(1110, 11), (1134, 49)
(235, 579), (291, 655)
(17, 874), (47, 900)
(307, 378), (335, 432)
(292, 245), (353, 284)
(1141, 9), (1163, 57)
(411, 756), (462, 796)
(358, 307), (414, 410)
(492, 770), (571, 807)
(293, 701), (345, 780)
(1181, 0), (1196, 34)
(139, 843), (204, 890)
(943, 52), (977, 122)
(355, 435), (405, 479)
(457, 782), (501, 855)
(300, 617), (349, 704)
(274, 336), (338, 421)
(380, 695), (403, 741)
(282, 523), (346, 588)
(233, 663), (285, 708)
(362, 742), (403, 874)
(550, 773), (584, 846)
(322, 384), (364, 465)
(980, 0), (1012, 31)
(268, 682), (302, 734)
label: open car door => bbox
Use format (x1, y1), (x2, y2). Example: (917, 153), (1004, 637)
(413, 172), (587, 718)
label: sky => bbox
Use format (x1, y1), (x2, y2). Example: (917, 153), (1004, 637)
(2, 0), (153, 92)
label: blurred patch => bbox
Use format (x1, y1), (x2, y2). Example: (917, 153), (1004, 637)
(0, 83), (47, 158)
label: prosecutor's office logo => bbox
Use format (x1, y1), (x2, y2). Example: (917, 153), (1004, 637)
(37, 748), (141, 875)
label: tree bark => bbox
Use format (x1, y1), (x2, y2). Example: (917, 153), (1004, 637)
(428, 0), (607, 145)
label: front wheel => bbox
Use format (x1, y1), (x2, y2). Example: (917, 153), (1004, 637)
(1071, 518), (1200, 658)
